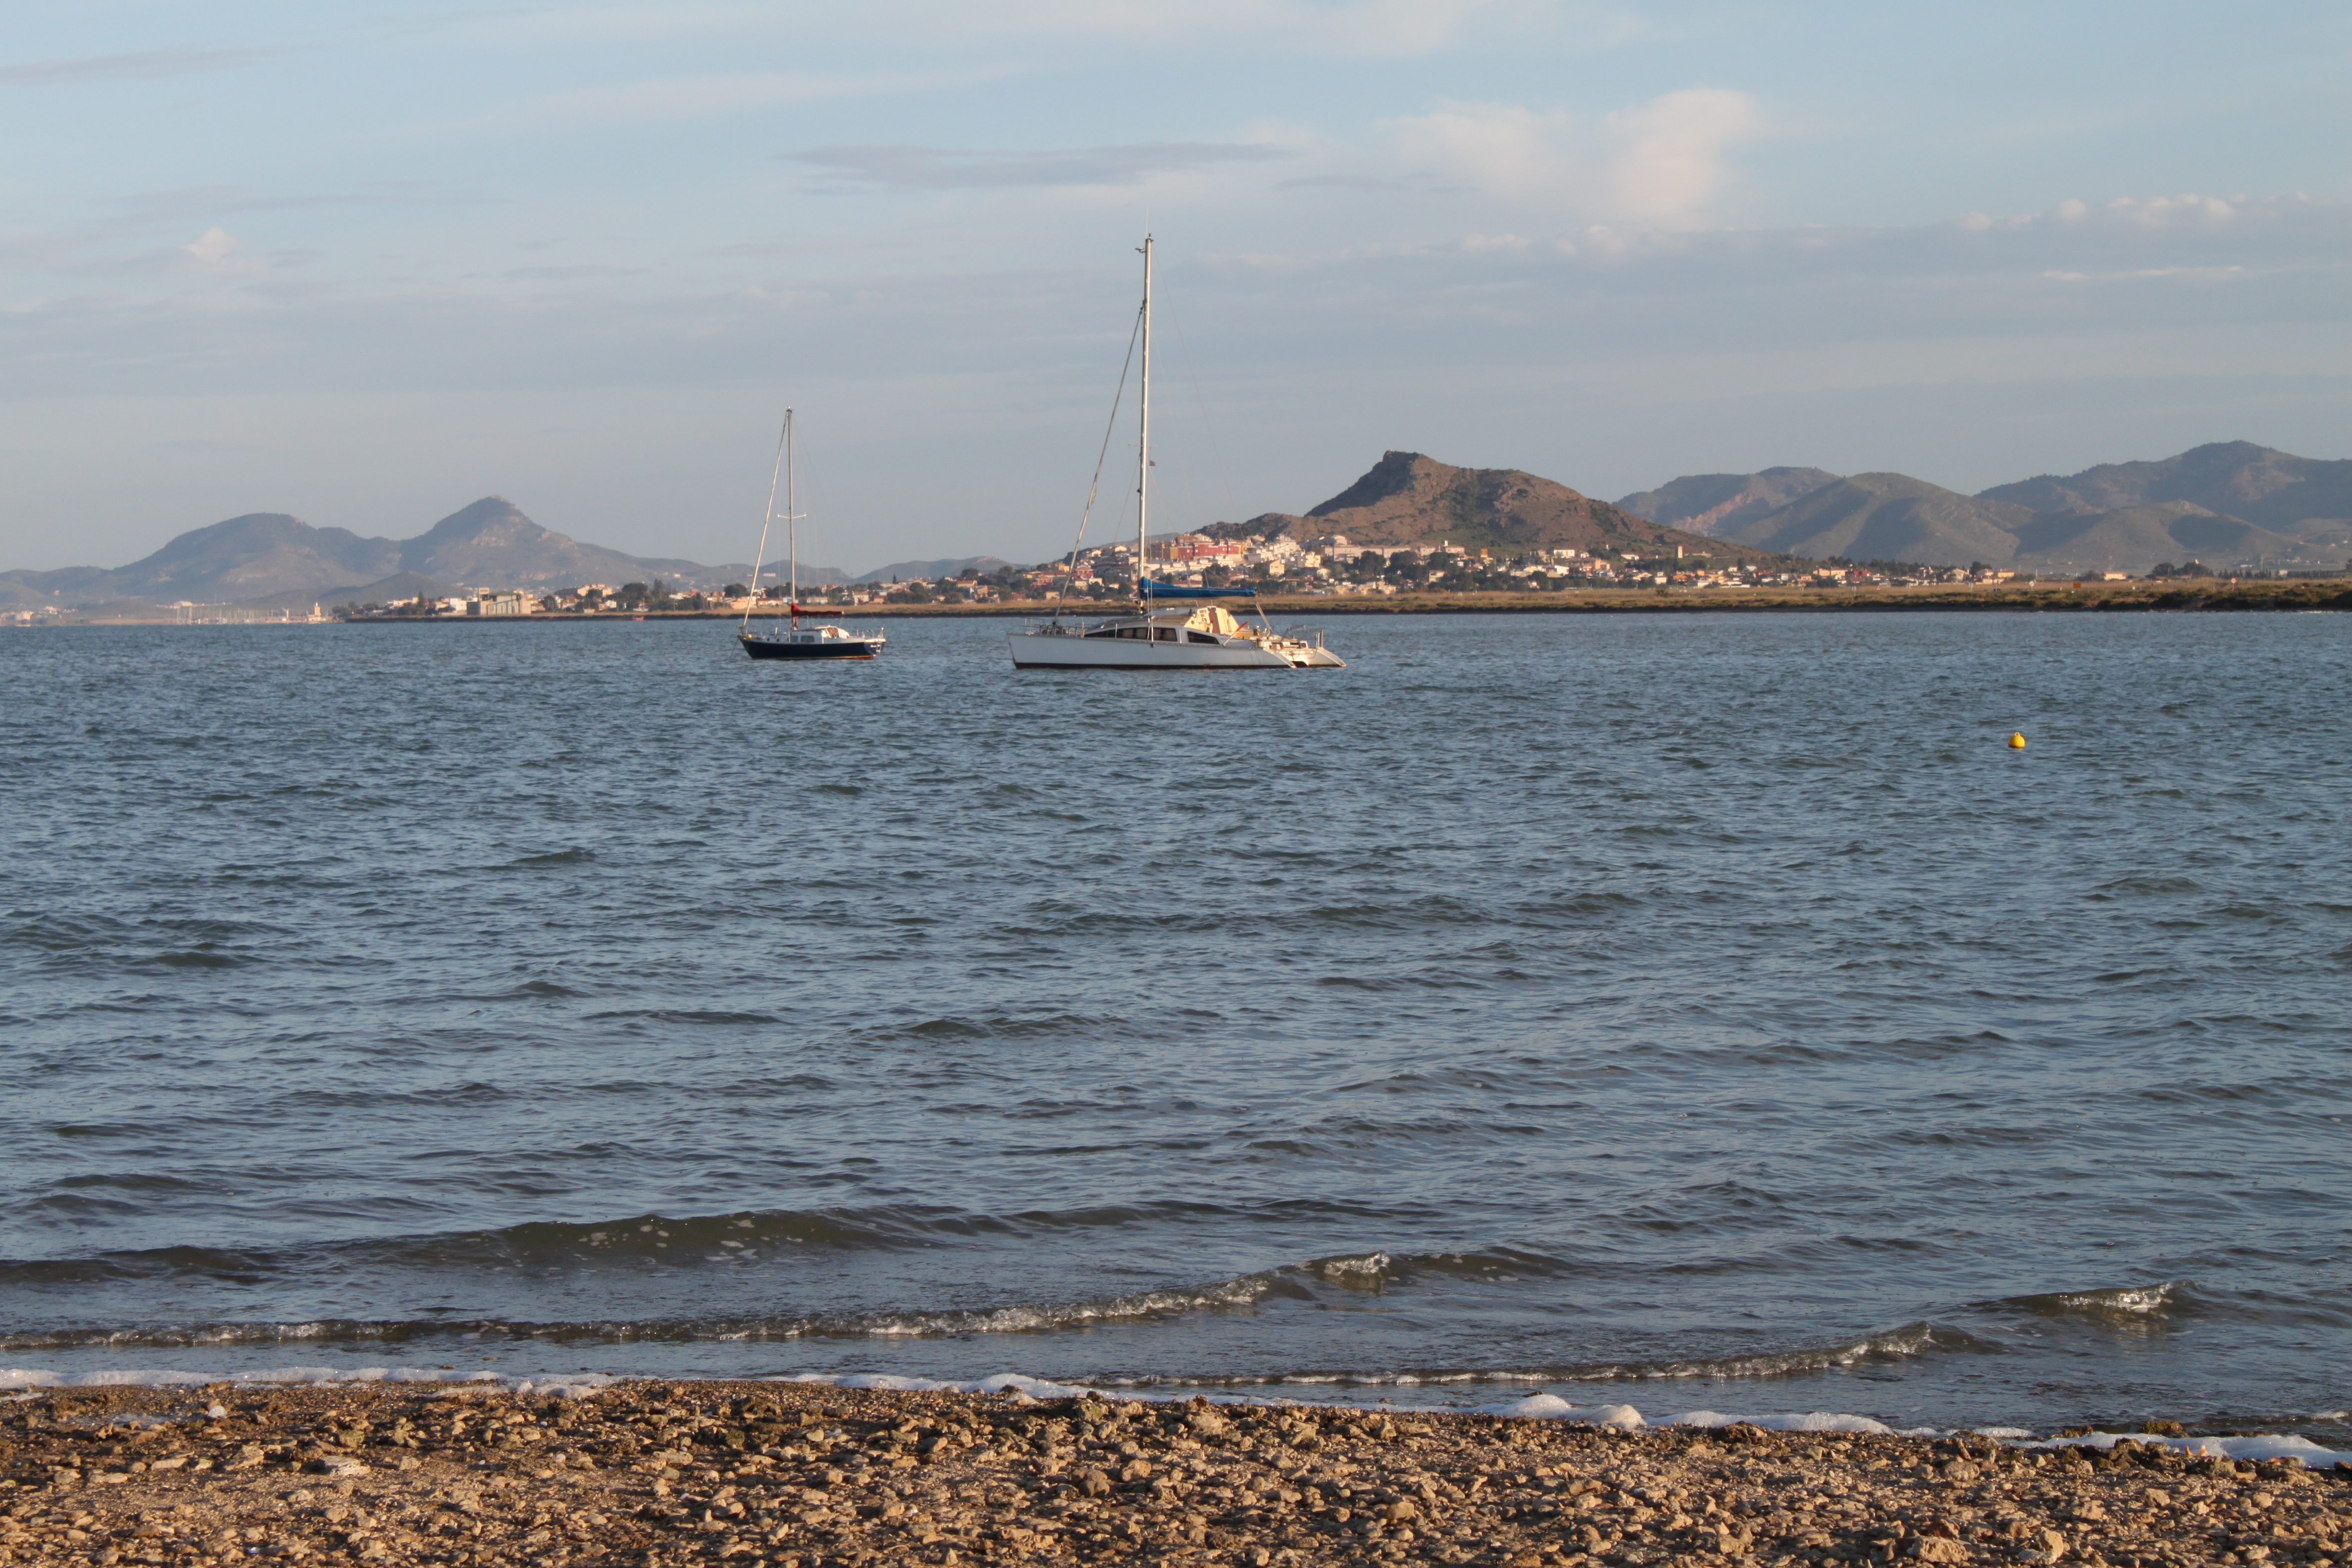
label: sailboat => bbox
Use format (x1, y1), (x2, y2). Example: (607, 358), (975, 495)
(1007, 237), (1343, 672)
(738, 408), (886, 661)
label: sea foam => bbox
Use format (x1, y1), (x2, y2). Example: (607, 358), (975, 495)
(2, 1367), (615, 1400)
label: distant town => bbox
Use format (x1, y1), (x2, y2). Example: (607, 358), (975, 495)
(319, 530), (2204, 623)
(2, 532), (2301, 628)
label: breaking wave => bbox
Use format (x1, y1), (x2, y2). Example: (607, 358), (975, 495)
(1978, 1282), (2192, 1326)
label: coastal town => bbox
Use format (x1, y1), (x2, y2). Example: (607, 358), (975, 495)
(310, 532), (2172, 623)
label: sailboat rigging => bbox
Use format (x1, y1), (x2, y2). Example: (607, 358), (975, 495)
(1007, 236), (1343, 671)
(738, 408), (887, 662)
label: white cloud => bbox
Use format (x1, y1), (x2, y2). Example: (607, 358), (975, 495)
(1008, 0), (1515, 57)
(1387, 88), (1761, 224)
(2104, 194), (2240, 227)
(474, 0), (1564, 59)
(1602, 88), (1761, 224)
(0, 47), (277, 89)
(483, 69), (971, 131)
(179, 227), (265, 277)
(1389, 103), (1577, 200)
(788, 142), (1290, 192)
(2041, 194), (2257, 233)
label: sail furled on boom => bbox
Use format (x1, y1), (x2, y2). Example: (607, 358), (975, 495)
(1141, 578), (1258, 598)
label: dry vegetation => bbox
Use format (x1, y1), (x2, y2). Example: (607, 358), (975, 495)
(4, 1381), (2347, 1568)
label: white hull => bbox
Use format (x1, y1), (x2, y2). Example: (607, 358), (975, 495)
(1010, 629), (1294, 670)
(1008, 606), (1343, 670)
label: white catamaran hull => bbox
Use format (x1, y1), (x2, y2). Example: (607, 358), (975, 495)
(1008, 630), (1295, 670)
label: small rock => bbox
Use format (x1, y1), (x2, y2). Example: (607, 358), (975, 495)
(1909, 1538), (1969, 1563)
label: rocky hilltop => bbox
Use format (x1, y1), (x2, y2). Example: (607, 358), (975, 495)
(1216, 452), (1769, 559)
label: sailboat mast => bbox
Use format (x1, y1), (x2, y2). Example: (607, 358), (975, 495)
(786, 407), (798, 621)
(745, 414), (787, 629)
(1137, 234), (1151, 603)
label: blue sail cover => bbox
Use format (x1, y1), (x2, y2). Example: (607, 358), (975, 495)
(1141, 578), (1258, 598)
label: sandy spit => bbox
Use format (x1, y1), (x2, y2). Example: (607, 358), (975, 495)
(3, 1381), (2345, 1568)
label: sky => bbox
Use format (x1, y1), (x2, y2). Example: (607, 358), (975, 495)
(3, 1), (2348, 575)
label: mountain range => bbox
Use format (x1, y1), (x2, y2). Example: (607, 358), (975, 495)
(9, 441), (2345, 614)
(1615, 442), (2351, 573)
(853, 556), (1011, 585)
(1212, 451), (1771, 561)
(1616, 468), (1840, 540)
(0, 498), (817, 613)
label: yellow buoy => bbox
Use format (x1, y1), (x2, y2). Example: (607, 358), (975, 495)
(2008, 732), (2027, 749)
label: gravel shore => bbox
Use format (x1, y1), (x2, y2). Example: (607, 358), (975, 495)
(4, 1381), (2344, 1568)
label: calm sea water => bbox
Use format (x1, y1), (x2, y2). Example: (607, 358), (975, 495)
(3, 613), (2347, 1434)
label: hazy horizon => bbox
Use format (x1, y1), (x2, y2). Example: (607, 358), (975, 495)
(4, 1), (2347, 574)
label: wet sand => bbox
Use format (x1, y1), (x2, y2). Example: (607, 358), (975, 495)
(3, 1381), (2344, 1568)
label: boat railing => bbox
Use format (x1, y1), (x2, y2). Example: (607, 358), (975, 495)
(746, 620), (889, 641)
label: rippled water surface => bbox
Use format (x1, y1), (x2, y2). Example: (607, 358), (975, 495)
(3, 613), (2347, 1432)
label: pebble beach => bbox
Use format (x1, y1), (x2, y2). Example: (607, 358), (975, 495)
(5, 1381), (2347, 1568)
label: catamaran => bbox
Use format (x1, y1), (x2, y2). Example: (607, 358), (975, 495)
(739, 408), (886, 661)
(1007, 237), (1343, 672)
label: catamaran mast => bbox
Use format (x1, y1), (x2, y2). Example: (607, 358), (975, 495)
(1137, 234), (1151, 604)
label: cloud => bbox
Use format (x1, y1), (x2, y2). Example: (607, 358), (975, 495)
(2102, 194), (2241, 227)
(180, 227), (266, 277)
(0, 47), (277, 89)
(993, 0), (1520, 56)
(469, 0), (1560, 59)
(1388, 88), (1761, 224)
(1989, 194), (2263, 236)
(1602, 88), (1761, 223)
(1276, 173), (1404, 191)
(486, 70), (964, 131)
(787, 142), (1291, 192)
(1390, 104), (1578, 201)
